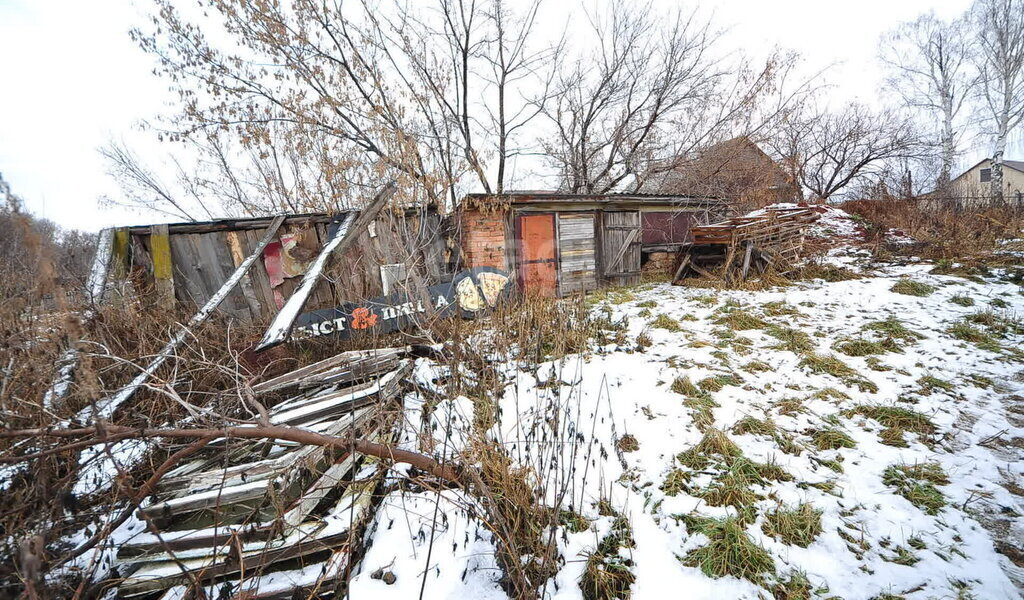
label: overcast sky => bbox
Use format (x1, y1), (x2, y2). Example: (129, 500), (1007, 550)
(0, 0), (1012, 232)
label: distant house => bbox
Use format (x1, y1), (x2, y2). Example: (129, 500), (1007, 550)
(948, 158), (1024, 204)
(642, 136), (800, 207)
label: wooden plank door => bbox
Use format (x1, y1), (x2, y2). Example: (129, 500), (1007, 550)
(557, 213), (597, 295)
(515, 214), (558, 297)
(601, 211), (642, 286)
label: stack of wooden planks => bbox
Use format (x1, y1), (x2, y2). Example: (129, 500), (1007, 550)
(673, 205), (819, 284)
(112, 347), (417, 599)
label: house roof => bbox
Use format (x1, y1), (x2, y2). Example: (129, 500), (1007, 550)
(639, 136), (794, 197)
(953, 158), (1024, 181)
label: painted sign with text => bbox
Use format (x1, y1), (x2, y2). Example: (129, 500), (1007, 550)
(293, 267), (512, 341)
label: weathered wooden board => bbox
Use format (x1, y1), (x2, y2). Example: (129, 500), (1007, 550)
(601, 210), (642, 286)
(150, 224), (175, 309)
(556, 213), (597, 295)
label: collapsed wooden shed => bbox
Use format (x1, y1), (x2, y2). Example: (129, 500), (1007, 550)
(458, 192), (727, 296)
(114, 207), (448, 322)
(672, 205), (820, 284)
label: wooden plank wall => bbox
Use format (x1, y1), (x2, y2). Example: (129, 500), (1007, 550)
(556, 213), (597, 295)
(327, 209), (445, 305)
(601, 211), (642, 287)
(128, 210), (447, 323)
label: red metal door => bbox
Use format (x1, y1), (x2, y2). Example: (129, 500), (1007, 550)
(515, 214), (558, 297)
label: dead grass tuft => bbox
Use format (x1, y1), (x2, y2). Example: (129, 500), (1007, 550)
(713, 310), (769, 331)
(616, 434), (640, 453)
(650, 313), (682, 332)
(697, 373), (743, 393)
(882, 462), (948, 515)
(862, 316), (925, 343)
(798, 353), (878, 393)
(765, 324), (816, 354)
(833, 337), (900, 357)
(580, 514), (635, 600)
(761, 503), (823, 547)
(732, 416), (776, 436)
(771, 569), (813, 600)
(890, 279), (936, 297)
(845, 404), (936, 436)
(741, 359), (772, 373)
(680, 517), (776, 583)
(808, 427), (857, 450)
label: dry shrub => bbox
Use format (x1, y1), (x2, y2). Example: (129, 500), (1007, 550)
(466, 440), (558, 599)
(840, 198), (1024, 259)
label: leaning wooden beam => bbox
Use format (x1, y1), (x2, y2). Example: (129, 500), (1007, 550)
(80, 216), (286, 422)
(255, 181), (398, 351)
(43, 227), (115, 409)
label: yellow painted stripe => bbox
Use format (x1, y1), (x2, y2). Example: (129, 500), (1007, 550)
(151, 225), (173, 280)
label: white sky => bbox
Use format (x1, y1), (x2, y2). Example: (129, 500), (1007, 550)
(0, 0), (1014, 232)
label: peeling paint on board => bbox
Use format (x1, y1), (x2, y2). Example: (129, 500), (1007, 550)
(293, 267), (512, 341)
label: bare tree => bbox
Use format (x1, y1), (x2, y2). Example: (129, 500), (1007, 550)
(774, 103), (924, 201)
(130, 0), (557, 213)
(971, 0), (1024, 200)
(881, 12), (975, 189)
(539, 4), (812, 195)
(482, 0), (560, 193)
(100, 140), (216, 221)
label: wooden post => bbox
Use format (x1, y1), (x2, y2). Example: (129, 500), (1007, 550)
(741, 242), (754, 280)
(672, 253), (692, 283)
(150, 224), (175, 309)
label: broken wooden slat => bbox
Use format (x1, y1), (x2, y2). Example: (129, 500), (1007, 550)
(226, 230), (263, 318)
(119, 459), (385, 597)
(271, 362), (410, 427)
(252, 346), (411, 395)
(255, 181), (397, 351)
(111, 227), (131, 282)
(153, 407), (377, 499)
(80, 216), (287, 422)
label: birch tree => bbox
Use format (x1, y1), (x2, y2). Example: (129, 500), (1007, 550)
(881, 13), (974, 189)
(971, 0), (1024, 201)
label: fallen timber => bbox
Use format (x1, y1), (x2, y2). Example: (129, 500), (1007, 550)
(99, 346), (422, 599)
(672, 205), (820, 284)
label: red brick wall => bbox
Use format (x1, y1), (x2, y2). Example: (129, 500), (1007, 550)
(460, 208), (509, 270)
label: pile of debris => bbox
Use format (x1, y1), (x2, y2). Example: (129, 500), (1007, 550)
(114, 346), (421, 599)
(672, 205), (820, 284)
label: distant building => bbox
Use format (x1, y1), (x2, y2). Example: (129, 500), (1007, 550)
(948, 158), (1024, 204)
(457, 192), (727, 297)
(642, 136), (800, 207)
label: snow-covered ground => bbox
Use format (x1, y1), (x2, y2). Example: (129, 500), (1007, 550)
(352, 221), (1024, 599)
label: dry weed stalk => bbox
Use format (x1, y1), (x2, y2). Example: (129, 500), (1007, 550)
(841, 198), (1024, 259)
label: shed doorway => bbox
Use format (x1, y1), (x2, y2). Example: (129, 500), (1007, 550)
(601, 211), (642, 286)
(514, 214), (558, 296)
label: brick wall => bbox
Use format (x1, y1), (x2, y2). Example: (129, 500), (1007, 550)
(460, 208), (509, 270)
